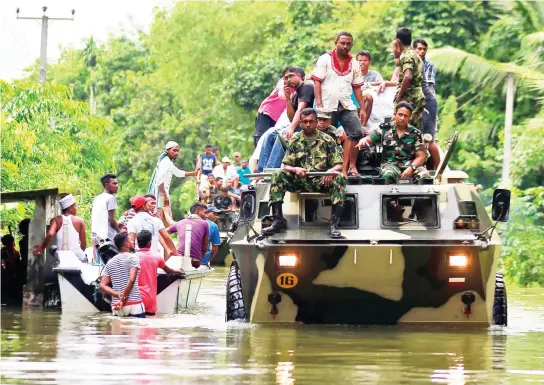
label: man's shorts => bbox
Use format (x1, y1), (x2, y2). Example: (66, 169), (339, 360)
(112, 302), (146, 318)
(331, 104), (363, 141)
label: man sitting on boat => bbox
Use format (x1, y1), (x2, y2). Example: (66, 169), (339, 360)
(33, 194), (87, 263)
(135, 230), (184, 316)
(100, 232), (145, 318)
(262, 108), (346, 239)
(356, 101), (429, 182)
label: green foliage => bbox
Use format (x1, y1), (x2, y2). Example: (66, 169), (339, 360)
(503, 187), (544, 286)
(402, 0), (502, 52)
(0, 81), (115, 231)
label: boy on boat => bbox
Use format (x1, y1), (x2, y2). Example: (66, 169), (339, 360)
(100, 232), (145, 318)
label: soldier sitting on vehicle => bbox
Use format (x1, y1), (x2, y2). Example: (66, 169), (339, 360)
(356, 101), (429, 182)
(316, 110), (346, 153)
(262, 108), (347, 239)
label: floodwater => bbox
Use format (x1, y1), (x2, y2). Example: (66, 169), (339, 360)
(1, 268), (543, 385)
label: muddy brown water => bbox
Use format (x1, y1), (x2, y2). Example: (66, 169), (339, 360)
(1, 267), (543, 384)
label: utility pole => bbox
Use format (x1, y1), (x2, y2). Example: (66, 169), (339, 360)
(502, 72), (515, 187)
(16, 6), (75, 82)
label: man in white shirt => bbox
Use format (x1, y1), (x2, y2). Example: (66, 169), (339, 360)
(212, 157), (237, 185)
(91, 173), (120, 263)
(312, 31), (366, 177)
(148, 141), (199, 210)
(127, 196), (179, 258)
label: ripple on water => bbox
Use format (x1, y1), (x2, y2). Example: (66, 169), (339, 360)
(1, 268), (543, 385)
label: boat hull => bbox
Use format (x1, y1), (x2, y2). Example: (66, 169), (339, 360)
(53, 251), (213, 314)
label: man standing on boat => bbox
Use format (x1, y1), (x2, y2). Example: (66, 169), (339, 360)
(91, 173), (120, 262)
(392, 28), (425, 129)
(33, 194), (87, 262)
(148, 141), (200, 218)
(312, 31), (366, 177)
(263, 108), (346, 239)
(135, 230), (184, 316)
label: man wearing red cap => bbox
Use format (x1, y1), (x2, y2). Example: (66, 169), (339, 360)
(127, 196), (178, 257)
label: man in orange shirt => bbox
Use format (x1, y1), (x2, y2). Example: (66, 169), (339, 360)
(135, 230), (184, 315)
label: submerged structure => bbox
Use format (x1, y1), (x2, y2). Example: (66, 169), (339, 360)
(226, 133), (510, 326)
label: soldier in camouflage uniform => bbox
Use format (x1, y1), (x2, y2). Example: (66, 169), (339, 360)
(356, 101), (429, 182)
(317, 110), (345, 155)
(263, 108), (346, 239)
(392, 28), (425, 129)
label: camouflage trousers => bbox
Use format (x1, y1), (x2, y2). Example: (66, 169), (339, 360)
(270, 171), (347, 206)
(380, 162), (430, 182)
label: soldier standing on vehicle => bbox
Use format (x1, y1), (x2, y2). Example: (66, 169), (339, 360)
(262, 108), (346, 239)
(356, 101), (429, 182)
(392, 28), (425, 129)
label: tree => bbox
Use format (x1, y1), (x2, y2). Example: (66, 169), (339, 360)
(0, 81), (115, 231)
(81, 37), (97, 113)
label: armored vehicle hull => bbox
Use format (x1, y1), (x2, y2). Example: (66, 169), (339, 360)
(228, 177), (508, 326)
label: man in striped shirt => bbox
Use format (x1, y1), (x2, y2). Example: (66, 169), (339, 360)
(100, 232), (145, 318)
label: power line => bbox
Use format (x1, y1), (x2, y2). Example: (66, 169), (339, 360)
(16, 6), (75, 82)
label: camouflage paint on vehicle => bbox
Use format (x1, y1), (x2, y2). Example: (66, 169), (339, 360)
(230, 178), (502, 326)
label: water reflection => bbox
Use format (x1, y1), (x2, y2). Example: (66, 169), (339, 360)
(1, 269), (543, 385)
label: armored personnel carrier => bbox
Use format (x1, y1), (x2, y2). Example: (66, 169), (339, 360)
(225, 132), (510, 326)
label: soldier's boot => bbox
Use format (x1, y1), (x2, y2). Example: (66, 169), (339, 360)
(329, 205), (343, 239)
(262, 202), (287, 235)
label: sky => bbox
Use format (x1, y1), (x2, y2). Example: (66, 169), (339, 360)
(0, 0), (173, 81)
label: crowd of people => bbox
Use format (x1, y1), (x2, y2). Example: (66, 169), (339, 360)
(30, 159), (225, 317)
(252, 27), (440, 176)
(258, 27), (438, 239)
(3, 26), (440, 317)
(195, 145), (252, 223)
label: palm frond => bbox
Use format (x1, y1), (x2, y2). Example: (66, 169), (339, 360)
(521, 31), (544, 61)
(429, 47), (544, 90)
(522, 31), (544, 47)
(428, 47), (507, 88)
(513, 0), (540, 33)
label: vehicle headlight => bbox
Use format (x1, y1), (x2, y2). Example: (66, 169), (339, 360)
(277, 254), (297, 268)
(449, 255), (468, 268)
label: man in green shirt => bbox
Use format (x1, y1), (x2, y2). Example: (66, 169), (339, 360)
(392, 27), (426, 129)
(356, 101), (429, 182)
(263, 108), (346, 239)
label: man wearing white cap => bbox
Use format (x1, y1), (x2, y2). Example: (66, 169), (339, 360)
(148, 141), (200, 211)
(212, 157), (237, 186)
(33, 194), (87, 263)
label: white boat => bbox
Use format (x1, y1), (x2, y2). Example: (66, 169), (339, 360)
(53, 250), (214, 314)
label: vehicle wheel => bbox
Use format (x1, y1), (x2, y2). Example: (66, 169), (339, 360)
(492, 272), (507, 326)
(226, 261), (247, 321)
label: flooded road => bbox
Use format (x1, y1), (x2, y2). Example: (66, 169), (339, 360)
(1, 267), (543, 384)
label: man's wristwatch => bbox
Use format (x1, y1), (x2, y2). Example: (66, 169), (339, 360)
(409, 164), (416, 171)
